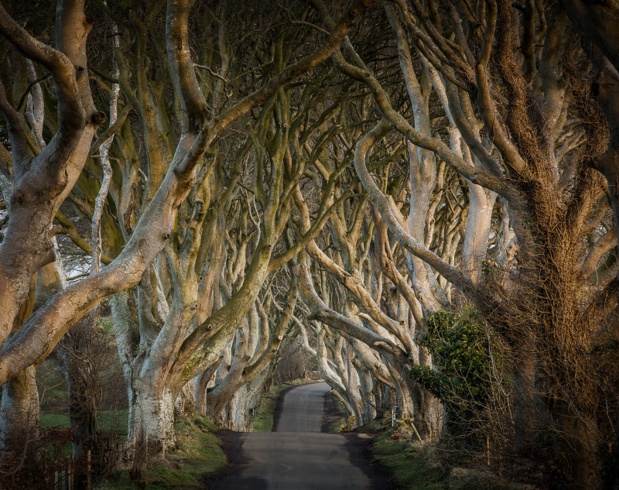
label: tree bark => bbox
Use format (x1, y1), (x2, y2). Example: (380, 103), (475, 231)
(130, 375), (176, 480)
(0, 366), (39, 465)
(57, 318), (102, 489)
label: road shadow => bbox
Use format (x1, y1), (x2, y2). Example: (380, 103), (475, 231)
(343, 432), (397, 490)
(321, 387), (346, 433)
(320, 386), (396, 489)
(209, 474), (268, 490)
(200, 429), (244, 488)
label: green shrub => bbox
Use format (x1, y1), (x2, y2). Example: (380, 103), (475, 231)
(410, 308), (501, 435)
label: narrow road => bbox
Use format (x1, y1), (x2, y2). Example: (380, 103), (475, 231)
(210, 382), (386, 490)
(275, 382), (327, 432)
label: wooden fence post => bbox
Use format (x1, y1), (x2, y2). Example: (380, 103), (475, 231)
(87, 449), (91, 490)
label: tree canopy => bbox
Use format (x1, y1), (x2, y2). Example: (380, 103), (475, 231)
(0, 0), (618, 488)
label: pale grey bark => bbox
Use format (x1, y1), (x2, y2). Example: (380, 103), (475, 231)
(91, 21), (119, 276)
(0, 244), (66, 464)
(203, 279), (297, 428)
(0, 0), (374, 389)
(24, 60), (45, 150)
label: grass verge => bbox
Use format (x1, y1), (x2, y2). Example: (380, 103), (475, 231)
(371, 423), (444, 490)
(96, 413), (227, 489)
(368, 419), (526, 490)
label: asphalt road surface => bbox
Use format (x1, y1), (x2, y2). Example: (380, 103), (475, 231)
(210, 382), (386, 490)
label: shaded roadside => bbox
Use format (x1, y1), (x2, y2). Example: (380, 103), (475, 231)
(319, 386), (396, 489)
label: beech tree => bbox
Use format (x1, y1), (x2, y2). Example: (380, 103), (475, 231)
(301, 0), (619, 487)
(0, 0), (375, 474)
(2, 0), (618, 488)
(561, 3), (619, 482)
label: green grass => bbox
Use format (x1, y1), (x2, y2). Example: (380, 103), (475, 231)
(40, 412), (71, 429)
(97, 413), (227, 489)
(371, 423), (446, 490)
(99, 410), (129, 435)
(40, 409), (129, 434)
(369, 420), (525, 490)
(250, 384), (287, 432)
(326, 397), (348, 433)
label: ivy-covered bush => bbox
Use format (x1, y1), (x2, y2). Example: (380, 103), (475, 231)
(410, 308), (498, 435)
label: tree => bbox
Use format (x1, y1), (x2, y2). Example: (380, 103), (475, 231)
(2, 1), (618, 488)
(0, 0), (376, 474)
(558, 3), (619, 485)
(305, 0), (619, 487)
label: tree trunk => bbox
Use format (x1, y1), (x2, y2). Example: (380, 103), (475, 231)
(548, 401), (601, 489)
(129, 375), (176, 480)
(195, 373), (208, 416)
(389, 364), (442, 441)
(57, 317), (102, 489)
(354, 362), (377, 423)
(512, 344), (538, 455)
(216, 388), (251, 431)
(462, 184), (497, 284)
(68, 370), (98, 489)
(0, 366), (40, 467)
